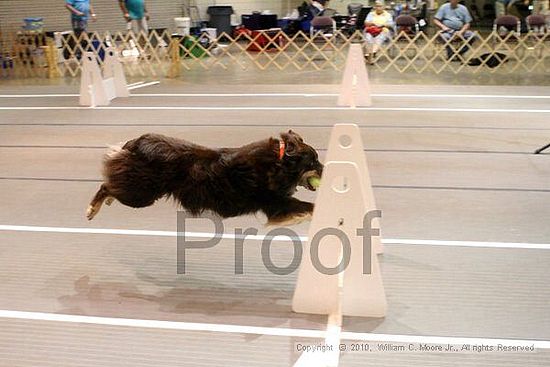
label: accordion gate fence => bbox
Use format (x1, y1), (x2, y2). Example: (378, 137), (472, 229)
(1, 29), (549, 79)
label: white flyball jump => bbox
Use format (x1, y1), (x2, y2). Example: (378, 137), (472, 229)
(292, 123), (386, 318)
(325, 124), (383, 255)
(80, 47), (129, 107)
(337, 44), (372, 107)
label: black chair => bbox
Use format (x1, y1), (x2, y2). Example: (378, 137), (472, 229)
(340, 6), (372, 36)
(493, 15), (522, 57)
(348, 3), (363, 16)
(357, 6), (373, 28)
(391, 15), (420, 58)
(481, 2), (497, 28)
(483, 3), (496, 20)
(525, 14), (547, 58)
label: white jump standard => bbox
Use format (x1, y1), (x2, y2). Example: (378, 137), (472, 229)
(79, 47), (129, 107)
(293, 124), (387, 319)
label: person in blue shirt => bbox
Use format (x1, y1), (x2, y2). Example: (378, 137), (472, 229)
(433, 0), (476, 61)
(65, 0), (96, 35)
(119, 0), (150, 35)
(65, 0), (96, 59)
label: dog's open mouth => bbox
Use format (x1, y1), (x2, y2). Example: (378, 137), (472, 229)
(298, 170), (322, 191)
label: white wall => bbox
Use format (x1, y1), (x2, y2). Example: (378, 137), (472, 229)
(0, 0), (313, 33)
(0, 0), (187, 33)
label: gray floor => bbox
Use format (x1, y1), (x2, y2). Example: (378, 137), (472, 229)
(0, 78), (549, 366)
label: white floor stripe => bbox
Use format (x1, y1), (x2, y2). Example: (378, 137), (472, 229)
(126, 81), (145, 87)
(1, 106), (549, 113)
(1, 224), (549, 249)
(382, 238), (550, 249)
(129, 93), (550, 99)
(0, 94), (77, 98)
(0, 93), (549, 99)
(127, 81), (160, 90)
(376, 93), (550, 99)
(129, 93), (329, 97)
(0, 310), (549, 349)
(293, 315), (342, 367)
(0, 310), (324, 338)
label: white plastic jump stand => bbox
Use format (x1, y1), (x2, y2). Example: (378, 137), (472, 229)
(80, 52), (108, 106)
(325, 124), (383, 255)
(88, 85), (95, 108)
(103, 47), (129, 98)
(292, 125), (386, 319)
(337, 44), (372, 107)
(79, 48), (129, 107)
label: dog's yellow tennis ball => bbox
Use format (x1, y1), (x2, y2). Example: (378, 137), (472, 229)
(308, 176), (321, 189)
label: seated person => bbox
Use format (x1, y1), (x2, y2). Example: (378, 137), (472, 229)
(310, 0), (329, 17)
(433, 0), (476, 61)
(363, 1), (394, 63)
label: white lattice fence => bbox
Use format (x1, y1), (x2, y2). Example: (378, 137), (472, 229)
(372, 30), (550, 74)
(3, 29), (550, 78)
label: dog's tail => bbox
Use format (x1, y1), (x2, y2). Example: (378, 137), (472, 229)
(106, 144), (124, 159)
(102, 142), (133, 178)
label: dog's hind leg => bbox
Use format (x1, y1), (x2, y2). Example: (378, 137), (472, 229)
(86, 184), (111, 220)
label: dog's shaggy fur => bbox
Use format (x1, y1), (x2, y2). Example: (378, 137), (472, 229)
(87, 131), (323, 225)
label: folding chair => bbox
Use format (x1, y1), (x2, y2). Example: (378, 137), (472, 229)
(310, 16), (336, 37)
(526, 14), (547, 34)
(494, 15), (521, 35)
(395, 15), (419, 35)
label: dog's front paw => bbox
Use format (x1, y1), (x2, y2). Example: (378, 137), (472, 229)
(86, 205), (98, 220)
(267, 212), (312, 227)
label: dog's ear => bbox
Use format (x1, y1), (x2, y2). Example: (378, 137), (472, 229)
(286, 141), (298, 156)
(287, 130), (304, 140)
(281, 132), (300, 157)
